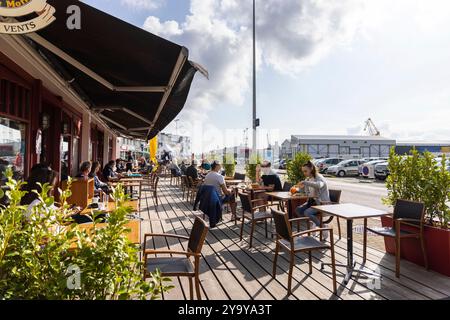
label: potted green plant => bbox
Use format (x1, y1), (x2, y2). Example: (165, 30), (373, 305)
(0, 168), (173, 299)
(382, 148), (450, 276)
(245, 153), (262, 183)
(223, 153), (236, 178)
(286, 152), (312, 184)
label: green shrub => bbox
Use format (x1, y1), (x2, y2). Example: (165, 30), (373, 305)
(223, 154), (236, 177)
(245, 153), (262, 182)
(384, 148), (450, 229)
(0, 168), (173, 299)
(286, 152), (312, 184)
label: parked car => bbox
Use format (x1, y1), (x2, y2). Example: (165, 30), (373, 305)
(360, 160), (387, 179)
(374, 162), (390, 180)
(278, 159), (287, 170)
(327, 159), (367, 177)
(317, 158), (343, 174)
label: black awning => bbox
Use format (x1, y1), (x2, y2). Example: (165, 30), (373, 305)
(25, 0), (204, 139)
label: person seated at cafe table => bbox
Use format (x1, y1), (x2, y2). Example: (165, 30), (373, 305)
(76, 161), (92, 180)
(169, 159), (182, 177)
(180, 159), (188, 175)
(103, 160), (120, 181)
(21, 164), (92, 224)
(295, 161), (331, 239)
(89, 161), (111, 195)
(261, 161), (283, 191)
(203, 161), (237, 220)
(186, 159), (200, 184)
(116, 159), (126, 173)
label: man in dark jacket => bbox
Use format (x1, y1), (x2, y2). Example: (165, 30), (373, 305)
(186, 160), (199, 185)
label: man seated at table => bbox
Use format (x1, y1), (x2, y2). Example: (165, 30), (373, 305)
(169, 159), (182, 177)
(180, 159), (188, 175)
(186, 159), (200, 185)
(203, 161), (237, 220)
(260, 161), (283, 191)
(103, 160), (120, 181)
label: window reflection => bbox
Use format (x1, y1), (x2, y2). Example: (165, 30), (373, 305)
(0, 117), (26, 184)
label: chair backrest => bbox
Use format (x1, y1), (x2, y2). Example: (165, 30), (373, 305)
(271, 209), (292, 242)
(329, 190), (342, 204)
(393, 199), (425, 225)
(238, 192), (253, 213)
(283, 182), (293, 192)
(188, 176), (195, 188)
(234, 172), (246, 181)
(188, 217), (209, 253)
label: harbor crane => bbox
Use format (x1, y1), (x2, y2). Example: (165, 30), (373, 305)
(364, 118), (381, 136)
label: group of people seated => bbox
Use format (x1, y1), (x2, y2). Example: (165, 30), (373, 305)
(179, 157), (331, 235)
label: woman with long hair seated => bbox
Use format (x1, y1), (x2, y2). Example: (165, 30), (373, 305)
(295, 161), (331, 239)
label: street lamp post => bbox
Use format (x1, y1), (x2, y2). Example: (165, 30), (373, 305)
(252, 0), (257, 155)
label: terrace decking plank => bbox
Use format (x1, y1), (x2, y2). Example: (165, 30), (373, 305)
(163, 185), (366, 301)
(138, 179), (450, 301)
(159, 189), (273, 300)
(141, 192), (186, 300)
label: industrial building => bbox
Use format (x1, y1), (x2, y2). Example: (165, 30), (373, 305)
(282, 135), (396, 159)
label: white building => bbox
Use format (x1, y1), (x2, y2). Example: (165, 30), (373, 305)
(158, 133), (191, 159)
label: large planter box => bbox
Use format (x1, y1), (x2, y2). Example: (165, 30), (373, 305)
(381, 216), (450, 277)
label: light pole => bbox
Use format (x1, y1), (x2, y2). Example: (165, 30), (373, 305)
(252, 0), (258, 155)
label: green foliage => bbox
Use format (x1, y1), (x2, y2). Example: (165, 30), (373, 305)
(286, 152), (313, 184)
(384, 148), (450, 229)
(223, 154), (236, 177)
(0, 168), (173, 299)
(245, 153), (262, 182)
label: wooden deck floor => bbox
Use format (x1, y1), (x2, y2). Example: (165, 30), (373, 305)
(139, 179), (450, 300)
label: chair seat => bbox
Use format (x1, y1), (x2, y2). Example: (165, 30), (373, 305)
(368, 226), (416, 238)
(244, 211), (273, 220)
(280, 236), (329, 251)
(146, 257), (194, 275)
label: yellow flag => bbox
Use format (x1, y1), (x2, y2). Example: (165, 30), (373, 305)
(149, 136), (158, 164)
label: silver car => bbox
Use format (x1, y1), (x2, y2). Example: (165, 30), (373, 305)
(327, 159), (366, 177)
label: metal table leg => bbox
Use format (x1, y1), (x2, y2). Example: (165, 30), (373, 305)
(321, 218), (382, 284)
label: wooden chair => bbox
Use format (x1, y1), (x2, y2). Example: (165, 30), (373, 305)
(180, 175), (188, 199)
(319, 190), (342, 239)
(272, 208), (337, 295)
(188, 176), (201, 204)
(143, 217), (209, 300)
(363, 199), (428, 278)
(141, 175), (160, 207)
(170, 169), (181, 186)
(238, 192), (273, 248)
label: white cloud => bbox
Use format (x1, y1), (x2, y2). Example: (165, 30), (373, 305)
(143, 0), (367, 145)
(121, 0), (164, 11)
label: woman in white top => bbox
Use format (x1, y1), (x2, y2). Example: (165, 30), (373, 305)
(295, 161), (331, 235)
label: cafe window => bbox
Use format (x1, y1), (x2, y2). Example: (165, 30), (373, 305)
(0, 116), (26, 183)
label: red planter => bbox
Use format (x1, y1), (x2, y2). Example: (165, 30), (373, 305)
(381, 216), (450, 277)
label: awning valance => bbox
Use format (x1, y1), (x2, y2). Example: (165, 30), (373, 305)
(24, 0), (206, 139)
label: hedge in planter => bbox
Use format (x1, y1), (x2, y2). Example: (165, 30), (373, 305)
(0, 169), (173, 300)
(286, 152), (312, 184)
(382, 148), (450, 276)
(245, 153), (262, 182)
(223, 153), (236, 178)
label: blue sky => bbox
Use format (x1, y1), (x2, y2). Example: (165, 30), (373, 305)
(82, 1), (450, 151)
